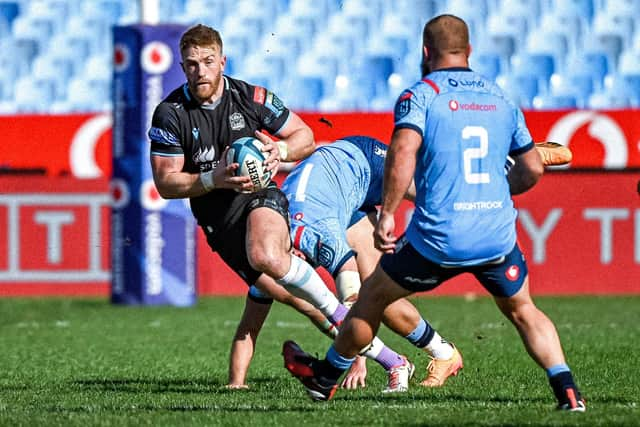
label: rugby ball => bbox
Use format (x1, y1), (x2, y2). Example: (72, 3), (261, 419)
(226, 137), (272, 192)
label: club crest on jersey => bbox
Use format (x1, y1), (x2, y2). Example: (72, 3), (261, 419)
(505, 265), (520, 281)
(395, 91), (412, 120)
(229, 112), (245, 130)
(192, 127), (200, 140)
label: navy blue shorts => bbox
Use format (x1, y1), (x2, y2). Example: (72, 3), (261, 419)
(380, 237), (528, 298)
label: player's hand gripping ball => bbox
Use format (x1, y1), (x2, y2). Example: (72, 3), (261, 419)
(226, 137), (273, 192)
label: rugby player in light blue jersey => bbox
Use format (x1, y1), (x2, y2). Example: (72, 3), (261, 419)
(284, 15), (586, 411)
(228, 136), (463, 392)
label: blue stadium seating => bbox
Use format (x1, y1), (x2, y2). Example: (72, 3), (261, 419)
(470, 53), (502, 80)
(280, 76), (324, 111)
(2, 0), (640, 112)
(496, 73), (540, 108)
(549, 72), (594, 108)
(532, 93), (578, 110)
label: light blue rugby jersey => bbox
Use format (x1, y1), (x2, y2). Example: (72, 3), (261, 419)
(282, 136), (387, 274)
(394, 67), (534, 266)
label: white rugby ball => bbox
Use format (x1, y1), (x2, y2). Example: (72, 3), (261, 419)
(226, 137), (272, 192)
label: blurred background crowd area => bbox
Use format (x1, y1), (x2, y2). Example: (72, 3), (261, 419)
(0, 0), (639, 114)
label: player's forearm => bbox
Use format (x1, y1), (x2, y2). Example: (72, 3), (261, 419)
(381, 149), (415, 216)
(153, 170), (211, 199)
(279, 126), (315, 162)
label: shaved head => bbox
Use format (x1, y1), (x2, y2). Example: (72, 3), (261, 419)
(421, 14), (470, 76)
(423, 14), (469, 53)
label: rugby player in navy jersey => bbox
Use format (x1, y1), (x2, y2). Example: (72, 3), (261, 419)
(283, 15), (585, 411)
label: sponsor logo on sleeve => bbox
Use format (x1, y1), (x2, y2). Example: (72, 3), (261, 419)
(253, 86), (266, 104)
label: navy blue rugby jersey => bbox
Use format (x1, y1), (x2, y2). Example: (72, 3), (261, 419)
(148, 75), (291, 224)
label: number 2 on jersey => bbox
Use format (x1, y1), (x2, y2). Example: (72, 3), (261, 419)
(462, 125), (490, 184)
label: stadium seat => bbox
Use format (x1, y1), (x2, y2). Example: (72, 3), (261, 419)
(80, 0), (125, 23)
(565, 52), (609, 89)
(601, 0), (640, 15)
(84, 55), (113, 82)
(549, 72), (594, 107)
(380, 12), (421, 39)
(178, 0), (227, 25)
(532, 93), (578, 110)
(485, 13), (528, 59)
(587, 90), (633, 109)
(12, 36), (40, 75)
(270, 13), (316, 55)
(0, 39), (18, 86)
(11, 14), (54, 51)
(544, 0), (594, 20)
(296, 51), (339, 91)
(317, 93), (363, 112)
(279, 76), (324, 111)
(438, 0), (489, 43)
(383, 0), (436, 24)
(222, 32), (251, 60)
(65, 77), (111, 112)
(496, 0), (542, 30)
(23, 0), (69, 33)
(592, 11), (635, 49)
(0, 1), (19, 27)
(327, 11), (370, 41)
(496, 73), (540, 108)
(241, 52), (286, 89)
(65, 15), (111, 53)
(14, 76), (56, 113)
(618, 49), (640, 76)
(538, 11), (587, 53)
(525, 28), (569, 71)
(510, 53), (555, 91)
(31, 54), (74, 100)
(581, 31), (624, 73)
(289, 0), (335, 28)
(603, 73), (640, 106)
(470, 52), (503, 80)
(342, 0), (383, 30)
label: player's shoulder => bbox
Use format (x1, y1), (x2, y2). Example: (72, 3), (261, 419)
(225, 75), (268, 105)
(154, 85), (191, 115)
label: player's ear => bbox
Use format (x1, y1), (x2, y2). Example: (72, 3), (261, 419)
(466, 44), (472, 58)
(220, 55), (226, 72)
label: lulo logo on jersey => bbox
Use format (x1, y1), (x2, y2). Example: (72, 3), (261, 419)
(113, 43), (130, 73)
(141, 41), (173, 74)
(505, 265), (520, 281)
(229, 112), (245, 130)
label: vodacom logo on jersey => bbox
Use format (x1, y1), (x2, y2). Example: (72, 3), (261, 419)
(546, 111), (628, 169)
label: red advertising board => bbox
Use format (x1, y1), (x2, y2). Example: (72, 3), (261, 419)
(2, 110), (640, 176)
(1, 112), (639, 296)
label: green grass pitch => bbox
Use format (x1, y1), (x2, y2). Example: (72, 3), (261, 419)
(0, 295), (638, 426)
